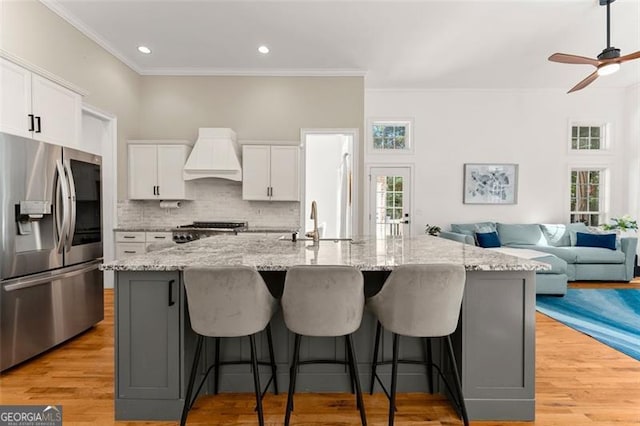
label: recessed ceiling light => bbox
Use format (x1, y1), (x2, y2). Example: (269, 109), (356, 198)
(258, 45), (270, 54)
(137, 45), (152, 54)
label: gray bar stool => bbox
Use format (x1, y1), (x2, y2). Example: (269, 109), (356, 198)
(281, 265), (367, 426)
(181, 266), (279, 426)
(367, 264), (469, 426)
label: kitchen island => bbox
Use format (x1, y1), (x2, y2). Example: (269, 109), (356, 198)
(102, 234), (549, 422)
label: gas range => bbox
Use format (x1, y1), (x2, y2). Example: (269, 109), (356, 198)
(172, 221), (248, 243)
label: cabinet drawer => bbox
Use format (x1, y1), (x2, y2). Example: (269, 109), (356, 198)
(146, 232), (173, 242)
(116, 243), (147, 258)
(115, 231), (145, 243)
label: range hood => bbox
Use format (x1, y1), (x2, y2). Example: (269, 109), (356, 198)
(183, 128), (242, 181)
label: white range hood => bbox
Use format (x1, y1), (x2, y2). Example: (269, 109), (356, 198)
(183, 128), (242, 181)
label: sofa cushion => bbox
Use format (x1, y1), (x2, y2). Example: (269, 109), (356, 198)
(572, 247), (625, 264)
(575, 232), (616, 250)
(476, 231), (501, 248)
(496, 223), (546, 245)
(540, 223), (588, 247)
(569, 228), (620, 249)
(505, 244), (578, 263)
(450, 222), (496, 238)
(532, 254), (568, 275)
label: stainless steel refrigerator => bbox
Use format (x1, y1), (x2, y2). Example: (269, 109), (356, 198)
(0, 132), (104, 372)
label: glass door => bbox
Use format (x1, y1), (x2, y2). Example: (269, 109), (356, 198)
(369, 167), (411, 238)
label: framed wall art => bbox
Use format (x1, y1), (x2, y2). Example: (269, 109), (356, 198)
(463, 163), (518, 204)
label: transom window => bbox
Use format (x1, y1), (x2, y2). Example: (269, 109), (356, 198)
(571, 124), (607, 151)
(368, 119), (413, 153)
(570, 168), (606, 226)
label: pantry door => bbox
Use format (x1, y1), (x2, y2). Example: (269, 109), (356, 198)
(368, 166), (412, 238)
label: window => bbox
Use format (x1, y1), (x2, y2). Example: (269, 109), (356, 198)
(570, 168), (607, 226)
(368, 119), (413, 153)
(570, 124), (607, 151)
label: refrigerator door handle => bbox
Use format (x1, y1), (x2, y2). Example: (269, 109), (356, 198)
(64, 160), (77, 251)
(55, 160), (70, 254)
(2, 260), (101, 292)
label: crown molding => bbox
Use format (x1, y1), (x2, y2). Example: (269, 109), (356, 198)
(0, 49), (89, 96)
(139, 67), (367, 77)
(40, 0), (142, 74)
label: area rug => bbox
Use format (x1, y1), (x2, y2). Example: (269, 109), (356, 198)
(536, 289), (640, 361)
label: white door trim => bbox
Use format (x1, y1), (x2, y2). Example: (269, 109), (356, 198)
(82, 102), (117, 289)
(300, 128), (360, 237)
(365, 163), (415, 237)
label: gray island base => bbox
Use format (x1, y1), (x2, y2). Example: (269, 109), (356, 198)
(102, 234), (549, 422)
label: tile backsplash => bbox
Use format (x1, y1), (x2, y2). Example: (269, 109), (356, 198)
(117, 179), (300, 229)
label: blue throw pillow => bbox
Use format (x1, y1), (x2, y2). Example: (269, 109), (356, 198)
(476, 231), (501, 248)
(575, 232), (616, 250)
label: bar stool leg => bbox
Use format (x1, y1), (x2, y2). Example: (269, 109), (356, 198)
(249, 334), (265, 426)
(346, 333), (367, 426)
(213, 337), (221, 395)
(266, 323), (279, 394)
(445, 336), (469, 426)
(424, 337), (434, 394)
(388, 333), (400, 426)
(370, 321), (382, 394)
(284, 333), (302, 426)
(346, 337), (357, 395)
(181, 335), (204, 426)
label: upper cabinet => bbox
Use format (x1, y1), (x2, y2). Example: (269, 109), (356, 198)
(242, 145), (300, 201)
(128, 142), (194, 200)
(0, 57), (81, 147)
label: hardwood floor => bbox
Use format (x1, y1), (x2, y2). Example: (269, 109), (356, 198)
(1, 280), (639, 425)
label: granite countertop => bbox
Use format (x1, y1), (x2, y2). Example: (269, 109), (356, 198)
(101, 234), (551, 273)
(114, 226), (176, 232)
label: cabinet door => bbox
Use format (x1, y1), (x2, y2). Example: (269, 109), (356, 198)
(157, 145), (188, 199)
(242, 145), (271, 200)
(117, 272), (180, 399)
(31, 74), (81, 147)
(128, 145), (158, 199)
(270, 146), (300, 201)
(0, 58), (32, 138)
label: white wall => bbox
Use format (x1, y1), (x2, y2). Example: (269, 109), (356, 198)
(623, 83), (640, 260)
(365, 88), (631, 235)
(305, 134), (344, 237)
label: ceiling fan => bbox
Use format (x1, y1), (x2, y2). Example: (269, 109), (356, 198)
(548, 0), (640, 93)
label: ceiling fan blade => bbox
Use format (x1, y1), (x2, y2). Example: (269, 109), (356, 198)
(567, 71), (599, 93)
(549, 53), (600, 66)
(619, 50), (640, 63)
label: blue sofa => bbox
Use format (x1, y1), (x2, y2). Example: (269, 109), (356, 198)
(440, 222), (638, 296)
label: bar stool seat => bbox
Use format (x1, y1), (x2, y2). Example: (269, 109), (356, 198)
(367, 264), (469, 426)
(281, 265), (367, 426)
(181, 265), (279, 426)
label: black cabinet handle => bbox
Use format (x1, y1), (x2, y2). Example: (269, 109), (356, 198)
(153, 186), (157, 195)
(157, 185), (160, 196)
(35, 116), (41, 133)
(28, 114), (35, 131)
(168, 279), (175, 306)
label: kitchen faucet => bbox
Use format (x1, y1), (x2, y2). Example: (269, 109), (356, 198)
(305, 200), (319, 242)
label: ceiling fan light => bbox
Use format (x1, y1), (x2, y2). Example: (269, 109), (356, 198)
(597, 62), (620, 76)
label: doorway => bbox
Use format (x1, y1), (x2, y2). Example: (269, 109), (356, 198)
(368, 166), (412, 238)
(301, 129), (358, 239)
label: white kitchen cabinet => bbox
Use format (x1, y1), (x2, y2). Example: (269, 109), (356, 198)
(144, 232), (173, 251)
(242, 145), (299, 201)
(115, 231), (174, 259)
(128, 142), (193, 200)
(0, 57), (81, 146)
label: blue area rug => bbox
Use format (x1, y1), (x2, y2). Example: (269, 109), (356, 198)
(536, 289), (640, 361)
